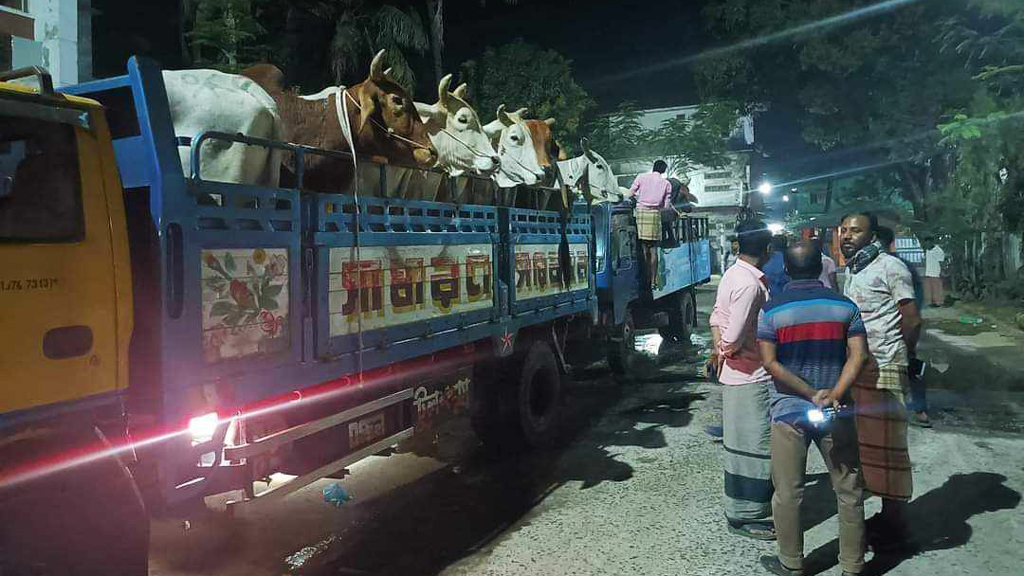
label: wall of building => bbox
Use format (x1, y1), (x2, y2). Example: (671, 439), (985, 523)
(0, 0), (89, 86)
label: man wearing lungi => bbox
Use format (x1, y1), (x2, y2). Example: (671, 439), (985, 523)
(710, 219), (776, 540)
(629, 160), (673, 290)
(757, 241), (869, 576)
(840, 212), (923, 552)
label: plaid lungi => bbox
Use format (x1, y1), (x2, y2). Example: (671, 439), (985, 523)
(852, 362), (913, 501)
(635, 207), (662, 241)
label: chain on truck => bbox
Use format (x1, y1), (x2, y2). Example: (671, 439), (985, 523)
(0, 59), (711, 573)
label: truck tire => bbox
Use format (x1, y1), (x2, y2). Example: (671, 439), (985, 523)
(660, 289), (696, 343)
(607, 309), (637, 374)
(0, 454), (150, 575)
(471, 339), (562, 450)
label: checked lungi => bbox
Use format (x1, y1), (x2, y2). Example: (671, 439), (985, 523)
(852, 362), (913, 501)
(722, 380), (774, 522)
(635, 207), (662, 242)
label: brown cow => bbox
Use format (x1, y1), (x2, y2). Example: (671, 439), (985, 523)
(241, 50), (436, 194)
(525, 118), (558, 184)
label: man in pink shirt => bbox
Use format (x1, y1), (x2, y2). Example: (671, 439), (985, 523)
(629, 160), (673, 289)
(709, 218), (776, 540)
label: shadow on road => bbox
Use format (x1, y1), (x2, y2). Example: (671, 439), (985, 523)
(804, 472), (1022, 575)
(301, 370), (705, 576)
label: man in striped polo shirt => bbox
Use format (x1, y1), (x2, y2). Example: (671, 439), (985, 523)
(756, 241), (870, 576)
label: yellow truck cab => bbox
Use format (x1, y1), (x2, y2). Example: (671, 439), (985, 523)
(0, 67), (145, 575)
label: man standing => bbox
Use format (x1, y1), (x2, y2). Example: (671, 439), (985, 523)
(877, 226), (930, 427)
(629, 160), (673, 290)
(710, 219), (776, 540)
(757, 241), (869, 576)
(763, 235), (791, 299)
(922, 237), (946, 307)
(840, 212), (923, 551)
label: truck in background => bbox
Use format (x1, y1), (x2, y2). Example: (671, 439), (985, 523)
(0, 58), (710, 573)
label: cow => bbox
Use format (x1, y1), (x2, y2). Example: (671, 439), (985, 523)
(241, 50), (437, 196)
(162, 68), (285, 188)
(557, 140), (627, 204)
(525, 118), (559, 182)
(403, 76), (500, 202)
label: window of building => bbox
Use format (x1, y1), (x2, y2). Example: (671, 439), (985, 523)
(1, 1), (28, 12)
(1, 112), (85, 243)
(705, 185), (735, 193)
(706, 171), (732, 180)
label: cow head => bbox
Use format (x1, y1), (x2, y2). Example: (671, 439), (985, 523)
(414, 75), (499, 177)
(484, 105), (546, 188)
(557, 139), (624, 203)
(351, 50), (437, 167)
(525, 118), (558, 181)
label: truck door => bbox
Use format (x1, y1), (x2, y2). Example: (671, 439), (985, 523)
(0, 95), (121, 416)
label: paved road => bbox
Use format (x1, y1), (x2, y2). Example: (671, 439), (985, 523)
(149, 284), (1024, 576)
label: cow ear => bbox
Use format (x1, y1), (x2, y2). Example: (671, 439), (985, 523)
(438, 74), (453, 111)
(415, 101), (441, 123)
(453, 83), (468, 99)
(369, 49), (386, 82)
(358, 88), (378, 134)
(483, 118), (503, 139)
(544, 117), (556, 127)
(497, 104), (514, 127)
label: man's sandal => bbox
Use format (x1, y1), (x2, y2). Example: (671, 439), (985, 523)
(728, 521), (776, 540)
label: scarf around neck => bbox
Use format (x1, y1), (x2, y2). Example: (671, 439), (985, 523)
(847, 240), (884, 274)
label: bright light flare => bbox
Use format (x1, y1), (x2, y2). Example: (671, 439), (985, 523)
(759, 182), (772, 195)
(807, 409), (826, 423)
(782, 195), (790, 202)
(188, 412), (219, 444)
(767, 222), (785, 234)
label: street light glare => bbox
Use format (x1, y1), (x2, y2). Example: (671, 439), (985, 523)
(758, 182), (772, 195)
(783, 195), (790, 202)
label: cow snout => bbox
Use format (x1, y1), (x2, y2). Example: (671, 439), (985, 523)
(414, 146), (438, 166)
(473, 155), (501, 175)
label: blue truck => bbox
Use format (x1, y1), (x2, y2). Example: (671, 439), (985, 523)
(0, 58), (710, 572)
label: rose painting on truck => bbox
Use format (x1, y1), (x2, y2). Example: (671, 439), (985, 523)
(201, 247), (290, 363)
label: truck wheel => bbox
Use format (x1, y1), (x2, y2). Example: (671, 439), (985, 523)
(509, 340), (562, 448)
(607, 309), (637, 374)
(660, 289), (696, 343)
(471, 340), (562, 450)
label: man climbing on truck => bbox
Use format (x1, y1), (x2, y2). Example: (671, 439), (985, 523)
(629, 159), (673, 290)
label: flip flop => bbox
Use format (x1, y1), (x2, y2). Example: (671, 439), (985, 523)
(728, 521), (776, 540)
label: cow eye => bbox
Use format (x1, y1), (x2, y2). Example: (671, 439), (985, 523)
(510, 134), (521, 143)
(457, 115), (469, 125)
(390, 94), (404, 107)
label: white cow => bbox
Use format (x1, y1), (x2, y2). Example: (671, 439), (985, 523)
(404, 76), (500, 202)
(483, 105), (546, 189)
(556, 141), (627, 204)
(162, 69), (284, 187)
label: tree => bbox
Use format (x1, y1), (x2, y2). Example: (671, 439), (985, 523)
(459, 40), (595, 151)
(327, 2), (428, 90)
(184, 0), (270, 70)
(424, 0), (519, 83)
(695, 0), (976, 221)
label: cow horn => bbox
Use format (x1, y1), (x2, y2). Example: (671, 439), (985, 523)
(544, 117), (556, 127)
(369, 49), (386, 81)
(514, 107), (528, 119)
(384, 67), (393, 76)
(438, 74), (453, 111)
(497, 104), (514, 127)
(453, 83), (468, 99)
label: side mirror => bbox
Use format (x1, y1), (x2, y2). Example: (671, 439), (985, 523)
(0, 175), (13, 199)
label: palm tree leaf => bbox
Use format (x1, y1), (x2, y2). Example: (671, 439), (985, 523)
(372, 5), (428, 53)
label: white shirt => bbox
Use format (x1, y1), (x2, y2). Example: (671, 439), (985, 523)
(925, 246), (945, 277)
(844, 253), (916, 368)
(819, 254), (837, 288)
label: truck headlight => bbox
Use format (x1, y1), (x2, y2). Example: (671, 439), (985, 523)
(188, 412), (219, 444)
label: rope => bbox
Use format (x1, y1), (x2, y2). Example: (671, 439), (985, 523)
(334, 87), (366, 379)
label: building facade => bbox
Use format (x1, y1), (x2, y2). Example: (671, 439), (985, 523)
(1, 0), (92, 86)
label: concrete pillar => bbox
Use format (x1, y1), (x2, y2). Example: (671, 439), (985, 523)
(29, 0), (78, 86)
